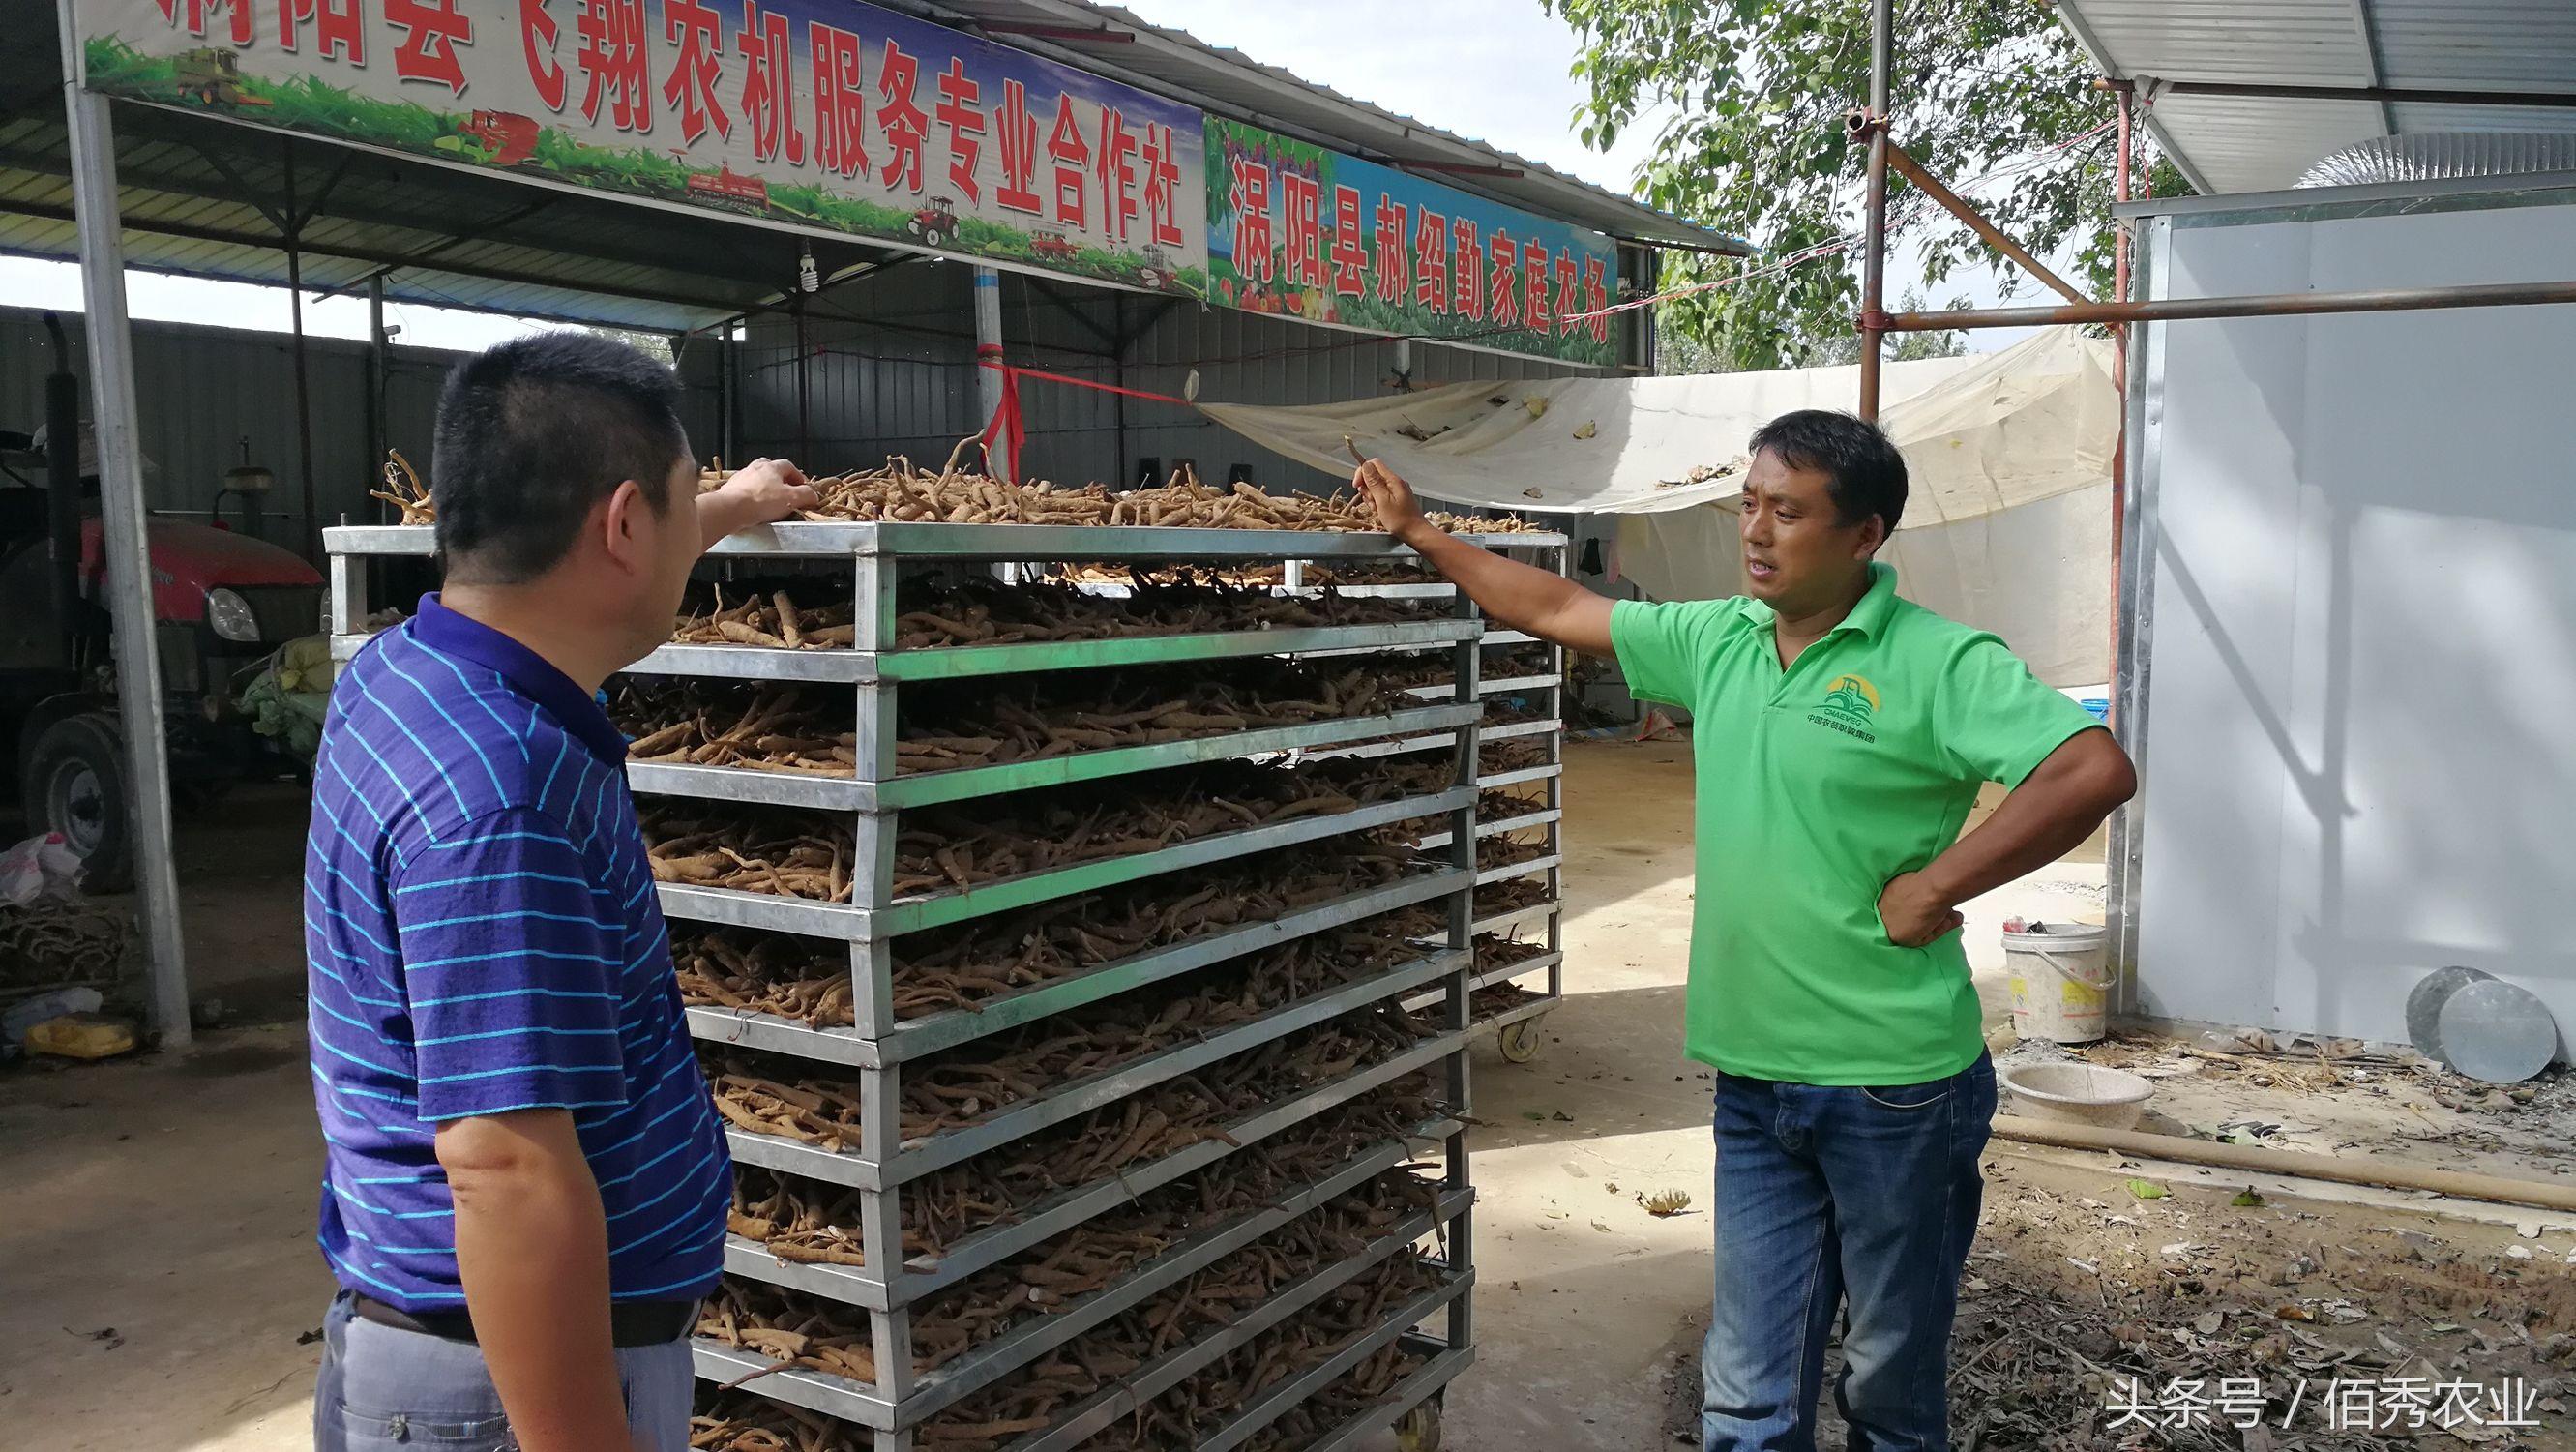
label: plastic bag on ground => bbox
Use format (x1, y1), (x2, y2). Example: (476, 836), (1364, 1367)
(0, 833), (83, 907)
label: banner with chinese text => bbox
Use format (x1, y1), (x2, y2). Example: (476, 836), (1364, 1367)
(82, 0), (1209, 297)
(1205, 117), (1618, 366)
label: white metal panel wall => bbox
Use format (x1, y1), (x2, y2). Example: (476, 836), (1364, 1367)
(2132, 196), (2576, 1053)
(0, 305), (721, 554)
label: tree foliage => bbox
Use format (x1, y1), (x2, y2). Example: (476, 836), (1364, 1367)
(1548, 0), (2188, 370)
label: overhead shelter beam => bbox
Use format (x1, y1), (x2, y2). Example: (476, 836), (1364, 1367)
(0, 196), (779, 319)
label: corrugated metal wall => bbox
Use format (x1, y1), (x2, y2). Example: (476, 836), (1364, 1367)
(731, 268), (1592, 490)
(0, 306), (722, 562)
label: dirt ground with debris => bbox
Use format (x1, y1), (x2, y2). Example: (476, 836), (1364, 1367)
(1, 747), (2570, 1450)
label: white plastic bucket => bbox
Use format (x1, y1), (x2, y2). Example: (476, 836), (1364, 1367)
(2005, 921), (2110, 1044)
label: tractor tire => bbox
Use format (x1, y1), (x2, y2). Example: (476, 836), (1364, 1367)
(21, 712), (133, 893)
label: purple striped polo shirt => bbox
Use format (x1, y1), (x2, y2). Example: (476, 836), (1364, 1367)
(304, 594), (728, 1312)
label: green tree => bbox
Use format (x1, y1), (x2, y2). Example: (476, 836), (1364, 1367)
(1548, 0), (2188, 370)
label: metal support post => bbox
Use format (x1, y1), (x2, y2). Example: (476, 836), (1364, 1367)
(1855, 0), (1893, 421)
(2109, 89), (2133, 726)
(283, 146), (321, 563)
(1444, 574), (1479, 1357)
(793, 293), (812, 460)
(57, 42), (192, 1049)
(972, 266), (1008, 480)
(365, 274), (387, 500)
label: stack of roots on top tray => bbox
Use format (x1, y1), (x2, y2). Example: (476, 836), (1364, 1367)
(323, 502), (1576, 1451)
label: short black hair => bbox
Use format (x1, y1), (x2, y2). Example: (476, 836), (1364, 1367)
(1747, 409), (1909, 539)
(430, 331), (690, 584)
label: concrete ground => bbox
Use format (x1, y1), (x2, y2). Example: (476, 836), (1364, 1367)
(3, 744), (2567, 1450)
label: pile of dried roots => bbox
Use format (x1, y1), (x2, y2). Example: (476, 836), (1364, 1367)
(642, 759), (1450, 903)
(674, 843), (1435, 1028)
(696, 1167), (1438, 1386)
(777, 450), (1528, 534)
(896, 1018), (1436, 1251)
(724, 1078), (1441, 1271)
(699, 919), (1429, 1151)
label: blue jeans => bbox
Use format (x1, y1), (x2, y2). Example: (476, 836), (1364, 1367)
(311, 1291), (695, 1451)
(1701, 1055), (1996, 1452)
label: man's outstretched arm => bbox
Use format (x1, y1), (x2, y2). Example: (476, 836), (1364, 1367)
(1354, 459), (1615, 657)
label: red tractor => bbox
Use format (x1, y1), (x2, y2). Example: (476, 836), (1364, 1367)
(906, 198), (962, 249)
(459, 109), (541, 166)
(0, 316), (324, 890)
(687, 164), (770, 213)
(1028, 230), (1081, 263)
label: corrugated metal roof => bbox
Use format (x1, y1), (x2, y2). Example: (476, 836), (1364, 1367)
(877, 0), (1747, 253)
(2059, 0), (2576, 194)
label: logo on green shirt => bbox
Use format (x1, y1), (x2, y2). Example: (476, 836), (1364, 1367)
(1811, 673), (1880, 742)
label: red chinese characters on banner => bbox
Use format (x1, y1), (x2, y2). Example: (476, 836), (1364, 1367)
(1413, 209), (1448, 311)
(1140, 124), (1184, 248)
(1230, 156), (1274, 283)
(935, 58), (982, 204)
(1372, 197), (1407, 304)
(1554, 254), (1582, 335)
(387, 0), (471, 95)
(810, 21), (868, 179)
(1522, 241), (1552, 333)
(875, 41), (927, 193)
(735, 2), (801, 163)
(1486, 232), (1521, 329)
(1451, 217), (1483, 321)
(1095, 108), (1139, 243)
(1278, 171), (1324, 290)
(993, 79), (1042, 215)
(1582, 256), (1610, 342)
(157, 0), (252, 46)
(1045, 96), (1089, 229)
(1327, 186), (1366, 298)
(280, 0), (364, 62)
(659, 0), (727, 143)
(575, 0), (651, 132)
(520, 0), (565, 111)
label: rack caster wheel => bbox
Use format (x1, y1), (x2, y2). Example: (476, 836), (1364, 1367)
(1496, 1016), (1546, 1063)
(1397, 1398), (1444, 1452)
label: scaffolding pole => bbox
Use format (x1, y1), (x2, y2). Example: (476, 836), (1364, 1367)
(1854, 0), (1893, 421)
(1884, 278), (2576, 331)
(57, 13), (192, 1050)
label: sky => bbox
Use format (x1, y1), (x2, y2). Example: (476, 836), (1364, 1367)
(4, 0), (2045, 356)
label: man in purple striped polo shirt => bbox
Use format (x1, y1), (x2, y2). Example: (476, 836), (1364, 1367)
(305, 332), (814, 1452)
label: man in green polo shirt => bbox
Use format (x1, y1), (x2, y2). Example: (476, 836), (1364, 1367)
(1356, 409), (2134, 1452)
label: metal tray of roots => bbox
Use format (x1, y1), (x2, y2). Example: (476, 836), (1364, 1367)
(653, 785), (1475, 939)
(717, 950), (1466, 1192)
(624, 701), (1481, 812)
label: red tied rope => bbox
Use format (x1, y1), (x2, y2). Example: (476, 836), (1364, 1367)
(976, 355), (1196, 483)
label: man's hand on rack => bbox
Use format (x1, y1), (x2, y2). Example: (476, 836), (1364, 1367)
(1352, 459), (1436, 548)
(1351, 458), (1615, 658)
(698, 458), (819, 548)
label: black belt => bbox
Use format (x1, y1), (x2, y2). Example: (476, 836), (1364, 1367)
(352, 1293), (697, 1348)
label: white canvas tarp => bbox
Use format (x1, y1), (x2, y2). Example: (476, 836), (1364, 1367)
(1197, 327), (2119, 685)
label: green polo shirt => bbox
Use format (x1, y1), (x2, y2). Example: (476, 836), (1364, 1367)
(1610, 562), (2102, 1085)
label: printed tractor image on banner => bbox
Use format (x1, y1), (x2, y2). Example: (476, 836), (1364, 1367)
(1205, 117), (1618, 366)
(81, 0), (1210, 297)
